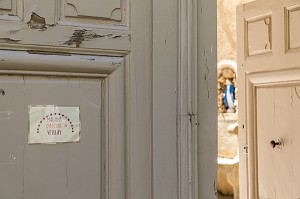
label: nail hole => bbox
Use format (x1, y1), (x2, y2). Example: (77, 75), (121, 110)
(0, 89), (5, 96)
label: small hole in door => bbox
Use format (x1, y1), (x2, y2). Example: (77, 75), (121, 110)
(0, 89), (5, 96)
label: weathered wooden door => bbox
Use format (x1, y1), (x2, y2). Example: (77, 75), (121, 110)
(0, 0), (218, 198)
(238, 0), (300, 198)
(0, 0), (154, 199)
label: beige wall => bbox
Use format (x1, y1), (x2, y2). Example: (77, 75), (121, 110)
(217, 0), (254, 62)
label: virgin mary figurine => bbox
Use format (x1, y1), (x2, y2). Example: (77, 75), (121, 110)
(224, 79), (235, 113)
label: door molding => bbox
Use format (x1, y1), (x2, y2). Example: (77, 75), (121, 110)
(0, 50), (124, 77)
(177, 0), (195, 198)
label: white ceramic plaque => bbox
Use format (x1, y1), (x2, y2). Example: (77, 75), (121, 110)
(29, 106), (80, 144)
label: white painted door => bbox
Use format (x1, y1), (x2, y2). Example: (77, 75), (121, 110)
(0, 0), (194, 199)
(0, 0), (218, 198)
(238, 0), (300, 198)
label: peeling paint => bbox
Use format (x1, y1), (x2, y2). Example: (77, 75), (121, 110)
(0, 154), (17, 165)
(110, 35), (122, 39)
(112, 61), (121, 66)
(64, 29), (130, 47)
(0, 38), (21, 43)
(26, 50), (71, 56)
(27, 12), (47, 30)
(203, 50), (210, 100)
(64, 29), (98, 47)
(0, 111), (13, 120)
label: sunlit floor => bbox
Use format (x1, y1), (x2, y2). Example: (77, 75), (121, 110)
(218, 194), (234, 199)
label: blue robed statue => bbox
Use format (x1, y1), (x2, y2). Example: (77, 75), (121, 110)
(223, 79), (235, 113)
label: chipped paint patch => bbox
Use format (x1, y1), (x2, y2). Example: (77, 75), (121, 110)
(0, 111), (13, 120)
(0, 154), (17, 165)
(64, 29), (96, 47)
(27, 12), (47, 30)
(64, 29), (129, 47)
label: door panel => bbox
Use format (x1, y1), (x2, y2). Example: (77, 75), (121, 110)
(0, 0), (183, 198)
(256, 87), (275, 199)
(0, 76), (102, 199)
(256, 85), (300, 199)
(256, 86), (295, 199)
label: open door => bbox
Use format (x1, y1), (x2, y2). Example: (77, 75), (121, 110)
(238, 0), (300, 198)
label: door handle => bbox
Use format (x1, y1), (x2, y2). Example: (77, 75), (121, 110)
(270, 140), (280, 148)
(270, 138), (283, 149)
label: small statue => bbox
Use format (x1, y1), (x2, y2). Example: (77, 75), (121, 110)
(223, 79), (235, 113)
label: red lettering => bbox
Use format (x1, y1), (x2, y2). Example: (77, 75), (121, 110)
(46, 116), (62, 123)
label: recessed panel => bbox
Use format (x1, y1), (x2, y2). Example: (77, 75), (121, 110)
(0, 76), (103, 199)
(246, 16), (272, 56)
(0, 0), (18, 17)
(287, 6), (300, 50)
(0, 0), (12, 10)
(65, 0), (122, 21)
(256, 86), (300, 199)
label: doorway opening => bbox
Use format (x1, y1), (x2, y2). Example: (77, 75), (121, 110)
(217, 0), (254, 198)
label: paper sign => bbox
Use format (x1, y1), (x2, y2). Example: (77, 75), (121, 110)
(29, 106), (80, 144)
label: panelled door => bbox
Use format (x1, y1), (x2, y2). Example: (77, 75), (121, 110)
(0, 0), (155, 199)
(238, 0), (300, 198)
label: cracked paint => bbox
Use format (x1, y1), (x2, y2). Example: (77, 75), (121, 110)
(294, 87), (300, 100)
(0, 154), (17, 165)
(64, 29), (129, 47)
